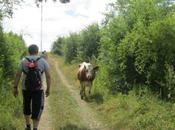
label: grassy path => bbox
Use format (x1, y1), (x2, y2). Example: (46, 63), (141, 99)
(54, 60), (108, 130)
(39, 80), (54, 130)
(38, 54), (175, 130)
(40, 55), (110, 130)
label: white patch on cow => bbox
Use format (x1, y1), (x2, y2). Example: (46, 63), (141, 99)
(79, 62), (87, 71)
(79, 62), (94, 78)
(86, 63), (93, 78)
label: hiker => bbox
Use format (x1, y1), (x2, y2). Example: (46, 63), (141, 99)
(40, 50), (48, 60)
(13, 44), (51, 130)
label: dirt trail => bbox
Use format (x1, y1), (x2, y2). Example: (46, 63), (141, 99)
(39, 80), (53, 130)
(39, 57), (109, 130)
(53, 60), (109, 130)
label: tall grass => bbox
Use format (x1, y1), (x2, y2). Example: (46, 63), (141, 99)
(52, 54), (175, 130)
(95, 89), (175, 130)
(0, 80), (24, 130)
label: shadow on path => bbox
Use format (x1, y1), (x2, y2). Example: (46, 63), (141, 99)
(87, 93), (104, 104)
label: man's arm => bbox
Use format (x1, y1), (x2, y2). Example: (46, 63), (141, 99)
(13, 70), (22, 97)
(45, 69), (51, 97)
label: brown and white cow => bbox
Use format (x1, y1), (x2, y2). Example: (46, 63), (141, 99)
(77, 62), (99, 100)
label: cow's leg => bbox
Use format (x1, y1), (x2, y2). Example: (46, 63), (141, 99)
(83, 84), (86, 99)
(80, 83), (82, 95)
(81, 82), (87, 100)
(80, 82), (84, 99)
(84, 82), (91, 101)
(89, 82), (92, 94)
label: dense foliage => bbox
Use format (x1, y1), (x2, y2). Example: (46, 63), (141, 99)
(96, 0), (175, 99)
(52, 23), (100, 63)
(0, 30), (27, 129)
(52, 0), (175, 100)
(0, 2), (27, 127)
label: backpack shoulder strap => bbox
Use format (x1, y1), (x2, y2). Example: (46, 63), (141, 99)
(36, 57), (41, 61)
(25, 57), (31, 62)
(22, 59), (27, 74)
(36, 57), (44, 74)
(25, 57), (41, 62)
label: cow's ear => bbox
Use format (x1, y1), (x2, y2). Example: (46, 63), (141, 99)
(79, 64), (81, 68)
(93, 66), (99, 71)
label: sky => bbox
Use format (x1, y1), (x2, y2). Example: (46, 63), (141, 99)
(2, 0), (115, 52)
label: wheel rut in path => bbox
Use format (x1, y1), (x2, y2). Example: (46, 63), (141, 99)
(39, 80), (53, 130)
(53, 60), (109, 130)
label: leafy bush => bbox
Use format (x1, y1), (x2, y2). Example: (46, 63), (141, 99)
(51, 37), (65, 56)
(94, 16), (128, 94)
(64, 33), (79, 63)
(77, 23), (100, 62)
(94, 0), (175, 99)
(3, 32), (26, 78)
(0, 30), (26, 129)
(52, 23), (100, 63)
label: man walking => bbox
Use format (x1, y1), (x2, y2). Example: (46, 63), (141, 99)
(13, 44), (51, 130)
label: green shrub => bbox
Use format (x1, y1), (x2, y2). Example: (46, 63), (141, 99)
(0, 82), (23, 130)
(0, 31), (26, 129)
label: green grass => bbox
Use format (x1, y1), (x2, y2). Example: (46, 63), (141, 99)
(48, 56), (90, 130)
(0, 85), (24, 130)
(52, 55), (80, 87)
(94, 91), (175, 130)
(51, 54), (175, 130)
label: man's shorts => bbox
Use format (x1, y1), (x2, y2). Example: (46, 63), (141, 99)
(22, 90), (44, 120)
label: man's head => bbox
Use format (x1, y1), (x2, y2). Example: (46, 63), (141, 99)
(28, 44), (39, 55)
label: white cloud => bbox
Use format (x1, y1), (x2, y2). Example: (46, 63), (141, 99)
(2, 0), (115, 51)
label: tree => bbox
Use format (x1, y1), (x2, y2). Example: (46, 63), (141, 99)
(52, 37), (65, 56)
(77, 23), (100, 62)
(64, 33), (80, 63)
(35, 0), (70, 7)
(0, 0), (22, 17)
(3, 32), (26, 78)
(95, 0), (175, 97)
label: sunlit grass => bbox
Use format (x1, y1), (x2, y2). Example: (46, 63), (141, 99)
(49, 54), (175, 130)
(48, 55), (89, 130)
(52, 55), (80, 88)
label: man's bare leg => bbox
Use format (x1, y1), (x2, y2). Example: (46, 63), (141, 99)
(24, 115), (31, 129)
(33, 119), (39, 130)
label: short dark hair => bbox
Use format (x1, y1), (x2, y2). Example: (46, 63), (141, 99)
(28, 44), (39, 54)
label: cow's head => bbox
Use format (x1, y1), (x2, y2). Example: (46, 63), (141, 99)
(78, 62), (99, 81)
